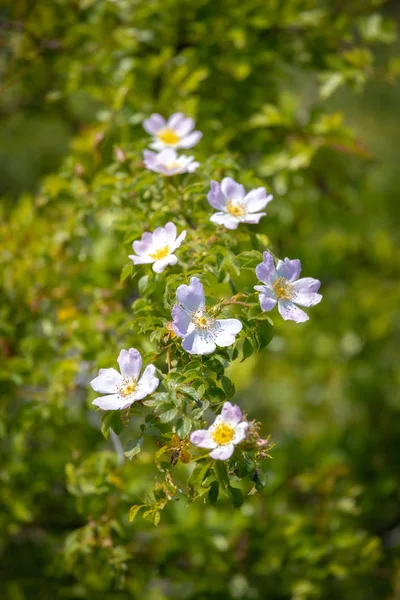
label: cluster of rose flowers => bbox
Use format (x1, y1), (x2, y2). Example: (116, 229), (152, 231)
(90, 113), (323, 461)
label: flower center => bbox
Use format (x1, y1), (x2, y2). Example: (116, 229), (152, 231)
(211, 422), (235, 445)
(149, 244), (170, 260)
(273, 276), (296, 301)
(166, 162), (180, 170)
(192, 309), (213, 330)
(226, 200), (245, 218)
(117, 376), (138, 398)
(158, 128), (180, 145)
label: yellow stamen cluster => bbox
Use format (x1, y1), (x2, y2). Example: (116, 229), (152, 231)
(211, 422), (235, 445)
(149, 244), (170, 260)
(192, 310), (213, 330)
(273, 276), (295, 301)
(226, 201), (245, 218)
(158, 128), (180, 145)
(117, 377), (138, 398)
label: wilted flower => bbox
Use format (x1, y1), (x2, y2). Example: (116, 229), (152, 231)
(90, 348), (159, 410)
(190, 401), (249, 460)
(143, 149), (199, 176)
(254, 251), (322, 323)
(129, 222), (186, 273)
(143, 112), (202, 151)
(207, 177), (273, 230)
(172, 277), (242, 355)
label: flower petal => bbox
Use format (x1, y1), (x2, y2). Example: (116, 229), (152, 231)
(190, 429), (217, 449)
(92, 394), (124, 410)
(182, 331), (216, 355)
(170, 230), (186, 251)
(143, 149), (158, 169)
(256, 286), (277, 312)
(152, 255), (177, 273)
(210, 212), (239, 229)
(243, 187), (273, 212)
(163, 221), (177, 241)
(167, 112), (185, 129)
(176, 276), (205, 311)
(233, 422), (249, 444)
(293, 277), (322, 307)
(221, 401), (242, 426)
(172, 304), (192, 337)
(242, 212), (266, 225)
(129, 254), (154, 265)
(173, 116), (195, 136)
(90, 368), (122, 393)
(135, 364), (159, 400)
(143, 114), (165, 135)
(214, 318), (242, 347)
(278, 300), (309, 323)
(132, 232), (154, 256)
(117, 348), (142, 378)
(221, 177), (245, 201)
(293, 277), (321, 294)
(179, 131), (202, 148)
(276, 257), (301, 282)
(210, 444), (235, 460)
(186, 159), (200, 173)
(207, 181), (226, 210)
(255, 251), (276, 285)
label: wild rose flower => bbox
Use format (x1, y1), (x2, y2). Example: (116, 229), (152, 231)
(143, 112), (202, 151)
(129, 222), (186, 274)
(190, 401), (249, 460)
(208, 177), (273, 230)
(254, 251), (322, 323)
(143, 148), (199, 176)
(90, 348), (159, 410)
(172, 277), (242, 355)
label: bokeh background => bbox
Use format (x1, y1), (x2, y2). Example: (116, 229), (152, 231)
(1, 0), (400, 598)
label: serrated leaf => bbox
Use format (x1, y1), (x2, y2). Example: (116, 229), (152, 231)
(176, 416), (191, 438)
(158, 407), (178, 423)
(221, 375), (235, 399)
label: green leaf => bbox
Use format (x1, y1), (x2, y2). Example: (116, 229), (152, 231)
(124, 437), (143, 460)
(228, 486), (244, 508)
(128, 504), (144, 522)
(176, 416), (191, 438)
(214, 461), (230, 490)
(138, 274), (149, 296)
(101, 411), (123, 439)
(241, 337), (254, 362)
(255, 321), (273, 351)
(208, 481), (219, 506)
(188, 461), (211, 493)
(253, 468), (267, 492)
(221, 375), (235, 399)
(120, 262), (133, 283)
(158, 407), (178, 423)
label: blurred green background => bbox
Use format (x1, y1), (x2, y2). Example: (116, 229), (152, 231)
(1, 0), (400, 598)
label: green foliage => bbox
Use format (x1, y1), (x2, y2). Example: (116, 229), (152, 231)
(1, 0), (400, 599)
